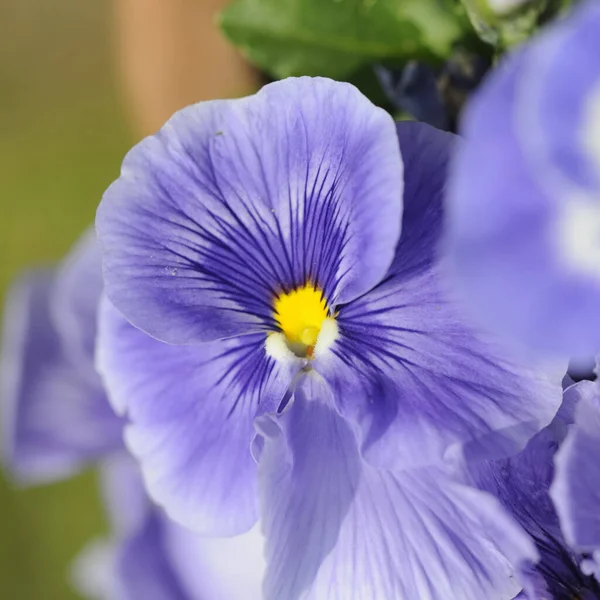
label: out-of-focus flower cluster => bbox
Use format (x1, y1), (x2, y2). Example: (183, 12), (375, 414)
(2, 2), (600, 599)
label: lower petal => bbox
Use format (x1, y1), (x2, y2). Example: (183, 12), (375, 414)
(96, 297), (299, 535)
(257, 375), (534, 600)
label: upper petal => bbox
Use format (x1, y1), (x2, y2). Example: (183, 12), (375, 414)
(1, 270), (122, 483)
(315, 121), (563, 471)
(96, 77), (402, 344)
(257, 374), (535, 600)
(445, 2), (600, 359)
(96, 297), (300, 534)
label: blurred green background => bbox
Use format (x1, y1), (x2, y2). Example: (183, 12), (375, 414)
(0, 1), (131, 597)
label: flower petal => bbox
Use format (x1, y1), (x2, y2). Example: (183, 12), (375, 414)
(91, 455), (190, 600)
(257, 374), (535, 600)
(163, 520), (264, 600)
(446, 3), (600, 358)
(97, 77), (402, 344)
(519, 1), (600, 198)
(51, 230), (103, 373)
(96, 297), (300, 534)
(115, 513), (189, 600)
(1, 270), (122, 483)
(461, 381), (599, 599)
(71, 538), (120, 600)
(92, 454), (265, 600)
(316, 121), (563, 470)
(551, 380), (600, 553)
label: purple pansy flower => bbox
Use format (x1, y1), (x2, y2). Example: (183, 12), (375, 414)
(0, 232), (123, 483)
(100, 299), (541, 599)
(446, 1), (600, 359)
(96, 78), (561, 598)
(552, 361), (600, 586)
(462, 379), (600, 599)
(73, 454), (265, 600)
(0, 225), (538, 600)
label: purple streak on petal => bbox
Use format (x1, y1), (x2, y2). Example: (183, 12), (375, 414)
(552, 381), (600, 553)
(51, 230), (103, 374)
(97, 77), (402, 344)
(96, 297), (300, 534)
(1, 270), (122, 484)
(256, 374), (360, 600)
(446, 40), (600, 359)
(257, 374), (535, 600)
(316, 121), (562, 471)
(387, 122), (455, 276)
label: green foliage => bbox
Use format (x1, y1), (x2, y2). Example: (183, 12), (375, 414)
(219, 0), (470, 79)
(459, 0), (575, 49)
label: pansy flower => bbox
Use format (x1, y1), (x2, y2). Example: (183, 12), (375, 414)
(446, 1), (600, 359)
(97, 78), (561, 598)
(2, 226), (539, 599)
(462, 378), (600, 599)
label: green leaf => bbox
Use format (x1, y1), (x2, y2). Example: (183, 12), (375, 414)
(219, 0), (469, 80)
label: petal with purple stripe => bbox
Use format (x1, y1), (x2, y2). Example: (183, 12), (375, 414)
(257, 374), (535, 600)
(97, 77), (402, 344)
(315, 122), (562, 471)
(96, 297), (301, 534)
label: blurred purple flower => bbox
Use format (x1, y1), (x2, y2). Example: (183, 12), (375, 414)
(0, 232), (123, 482)
(446, 1), (600, 359)
(96, 77), (561, 598)
(73, 454), (265, 600)
(463, 379), (600, 599)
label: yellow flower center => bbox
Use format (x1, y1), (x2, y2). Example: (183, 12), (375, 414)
(274, 284), (329, 357)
